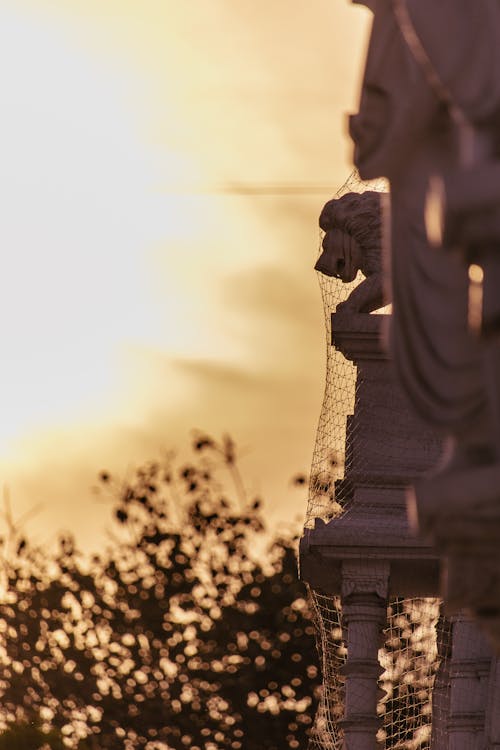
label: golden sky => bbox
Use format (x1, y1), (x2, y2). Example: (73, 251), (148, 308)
(0, 0), (370, 549)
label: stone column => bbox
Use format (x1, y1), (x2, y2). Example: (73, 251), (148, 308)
(340, 560), (389, 750)
(448, 614), (492, 750)
(485, 656), (500, 747)
(431, 613), (452, 750)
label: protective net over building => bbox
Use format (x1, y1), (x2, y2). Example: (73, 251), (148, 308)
(300, 173), (500, 750)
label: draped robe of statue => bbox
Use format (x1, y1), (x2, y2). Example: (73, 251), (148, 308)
(350, 0), (500, 463)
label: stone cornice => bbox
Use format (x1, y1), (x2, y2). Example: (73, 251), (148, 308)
(331, 311), (389, 362)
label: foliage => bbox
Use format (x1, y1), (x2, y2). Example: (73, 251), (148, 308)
(0, 435), (320, 749)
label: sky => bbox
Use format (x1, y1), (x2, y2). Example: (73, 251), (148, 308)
(0, 0), (371, 550)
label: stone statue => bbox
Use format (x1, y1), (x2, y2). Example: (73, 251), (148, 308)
(348, 0), (500, 635)
(350, 0), (500, 476)
(315, 191), (388, 313)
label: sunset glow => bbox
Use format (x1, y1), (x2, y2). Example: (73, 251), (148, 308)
(0, 0), (370, 547)
(0, 5), (207, 453)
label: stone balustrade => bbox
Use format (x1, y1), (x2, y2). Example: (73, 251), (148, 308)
(301, 311), (500, 750)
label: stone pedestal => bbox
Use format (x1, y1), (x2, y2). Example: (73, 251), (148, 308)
(300, 313), (442, 600)
(301, 312), (442, 750)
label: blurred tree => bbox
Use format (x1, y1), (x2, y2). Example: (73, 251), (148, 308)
(0, 435), (320, 749)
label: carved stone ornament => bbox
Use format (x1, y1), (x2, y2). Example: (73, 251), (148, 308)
(315, 191), (389, 314)
(341, 560), (389, 600)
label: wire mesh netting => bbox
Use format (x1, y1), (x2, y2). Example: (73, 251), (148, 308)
(305, 172), (450, 750)
(306, 171), (375, 529)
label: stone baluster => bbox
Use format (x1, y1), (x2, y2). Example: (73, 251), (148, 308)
(448, 614), (492, 750)
(485, 656), (500, 747)
(431, 613), (452, 750)
(340, 560), (388, 750)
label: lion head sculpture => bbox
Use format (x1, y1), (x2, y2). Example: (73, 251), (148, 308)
(315, 190), (389, 314)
